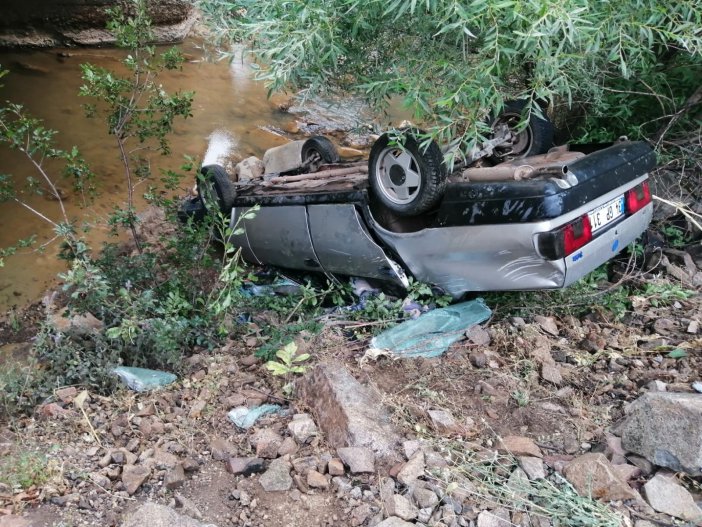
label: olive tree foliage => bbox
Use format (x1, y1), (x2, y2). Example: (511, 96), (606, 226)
(199, 0), (701, 164)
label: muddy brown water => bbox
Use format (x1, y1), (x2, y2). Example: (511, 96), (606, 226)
(0, 40), (312, 312)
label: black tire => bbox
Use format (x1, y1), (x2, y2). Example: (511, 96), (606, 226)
(197, 164), (236, 214)
(301, 136), (340, 172)
(368, 131), (447, 216)
(490, 100), (554, 162)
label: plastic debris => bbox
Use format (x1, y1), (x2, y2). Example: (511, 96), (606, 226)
(112, 366), (177, 392)
(692, 381), (702, 394)
(241, 277), (302, 297)
(368, 298), (492, 358)
(228, 404), (282, 429)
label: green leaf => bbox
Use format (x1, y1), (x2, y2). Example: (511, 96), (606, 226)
(667, 349), (687, 359)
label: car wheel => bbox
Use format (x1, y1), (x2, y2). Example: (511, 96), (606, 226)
(301, 136), (340, 172)
(490, 100), (554, 161)
(368, 131), (447, 216)
(197, 164), (236, 213)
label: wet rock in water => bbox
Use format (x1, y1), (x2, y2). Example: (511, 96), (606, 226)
(121, 464), (151, 495)
(259, 457), (293, 492)
(620, 392), (702, 476)
(287, 413), (318, 444)
(121, 502), (218, 527)
(563, 453), (640, 502)
(235, 156), (264, 182)
(225, 457), (265, 476)
(298, 362), (401, 463)
(337, 447), (375, 474)
(643, 474), (702, 522)
(497, 436), (542, 458)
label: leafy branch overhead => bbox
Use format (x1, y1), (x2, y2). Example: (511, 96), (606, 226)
(199, 0), (702, 158)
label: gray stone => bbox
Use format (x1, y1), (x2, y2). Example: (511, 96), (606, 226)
(621, 392), (702, 476)
(412, 486), (439, 509)
(337, 447), (375, 474)
(497, 436), (542, 458)
(328, 458), (345, 476)
(306, 469), (329, 489)
(262, 141), (305, 175)
(164, 464), (185, 490)
(121, 502), (217, 527)
(643, 474), (702, 522)
(388, 494), (418, 521)
(427, 409), (466, 435)
(288, 414), (318, 444)
(298, 362), (401, 463)
(396, 450), (425, 486)
(235, 156), (265, 182)
(259, 457), (293, 492)
(250, 428), (283, 459)
(175, 493), (203, 520)
(121, 464), (150, 495)
(225, 457), (264, 476)
(402, 440), (421, 460)
(375, 518), (415, 527)
(518, 456), (546, 480)
(563, 453), (639, 502)
(209, 437), (236, 461)
(476, 508), (511, 527)
(506, 467), (531, 499)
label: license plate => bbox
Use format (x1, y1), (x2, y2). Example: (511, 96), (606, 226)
(588, 195), (625, 233)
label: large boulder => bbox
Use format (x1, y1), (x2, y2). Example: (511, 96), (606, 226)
(620, 392), (702, 476)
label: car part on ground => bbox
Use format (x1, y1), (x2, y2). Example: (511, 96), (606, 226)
(368, 131), (448, 216)
(462, 148), (585, 182)
(300, 136), (340, 172)
(489, 100), (555, 162)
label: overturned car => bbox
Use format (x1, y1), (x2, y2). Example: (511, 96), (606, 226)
(181, 105), (654, 298)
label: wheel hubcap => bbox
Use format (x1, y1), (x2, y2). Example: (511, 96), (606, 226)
(375, 147), (422, 204)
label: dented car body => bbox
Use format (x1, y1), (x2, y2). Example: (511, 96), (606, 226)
(185, 139), (655, 298)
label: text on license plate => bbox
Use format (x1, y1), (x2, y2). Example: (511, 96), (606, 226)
(588, 195), (625, 233)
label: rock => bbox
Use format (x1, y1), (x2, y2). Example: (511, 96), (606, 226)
(338, 447), (375, 474)
(396, 450), (425, 486)
(225, 457), (265, 476)
(374, 518), (415, 527)
(627, 455), (654, 476)
(497, 436), (542, 458)
(412, 486), (439, 509)
(56, 386), (78, 403)
(164, 464), (185, 490)
(603, 434), (627, 465)
(235, 156), (265, 182)
(259, 457), (293, 492)
(427, 409), (466, 435)
(298, 362), (401, 463)
(645, 380), (667, 392)
(50, 311), (103, 336)
(277, 437), (298, 456)
(338, 146), (364, 158)
(209, 437), (236, 461)
(292, 456), (319, 474)
(563, 453), (639, 501)
(643, 474), (702, 522)
(388, 494), (418, 521)
(288, 413), (318, 444)
(328, 458), (345, 476)
(0, 515), (33, 527)
(402, 440), (422, 460)
(541, 362), (563, 385)
(121, 464), (151, 495)
(250, 428), (283, 459)
(466, 325), (491, 346)
(120, 502), (217, 527)
(469, 351), (488, 369)
(307, 470), (329, 489)
(611, 464), (641, 481)
(175, 493), (203, 520)
(620, 392), (702, 476)
(534, 316), (559, 336)
(518, 456), (546, 480)
(476, 508), (511, 527)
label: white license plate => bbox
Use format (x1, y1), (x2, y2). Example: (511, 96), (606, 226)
(588, 195), (625, 233)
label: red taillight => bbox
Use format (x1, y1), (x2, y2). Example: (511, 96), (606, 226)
(563, 215), (592, 256)
(626, 181), (651, 214)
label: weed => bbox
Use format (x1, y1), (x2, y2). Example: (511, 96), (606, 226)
(255, 320), (323, 362)
(640, 281), (694, 307)
(0, 451), (49, 490)
(510, 389), (530, 407)
(265, 341), (311, 376)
